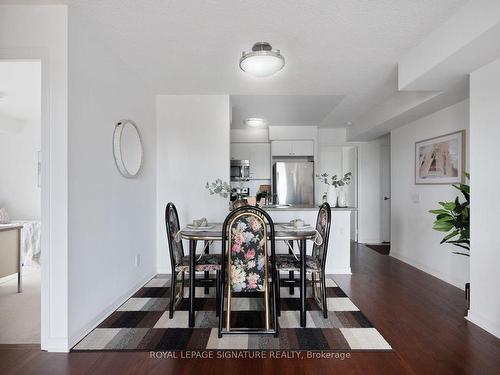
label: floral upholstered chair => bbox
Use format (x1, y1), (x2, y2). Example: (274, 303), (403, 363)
(165, 202), (221, 318)
(218, 206), (278, 337)
(275, 202), (331, 318)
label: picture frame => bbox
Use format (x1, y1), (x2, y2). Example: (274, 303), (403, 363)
(415, 130), (465, 185)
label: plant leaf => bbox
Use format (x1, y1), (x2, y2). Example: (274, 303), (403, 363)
(441, 230), (459, 242)
(429, 209), (449, 215)
(433, 221), (454, 232)
(439, 201), (456, 211)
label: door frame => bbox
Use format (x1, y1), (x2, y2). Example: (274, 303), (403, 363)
(0, 48), (69, 351)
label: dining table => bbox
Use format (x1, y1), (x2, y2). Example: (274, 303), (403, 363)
(179, 223), (319, 329)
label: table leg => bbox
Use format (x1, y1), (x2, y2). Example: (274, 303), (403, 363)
(18, 268), (22, 293)
(300, 239), (306, 327)
(288, 240), (294, 295)
(204, 240), (209, 295)
(189, 239), (196, 327)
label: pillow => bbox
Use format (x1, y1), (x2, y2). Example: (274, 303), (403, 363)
(0, 208), (11, 224)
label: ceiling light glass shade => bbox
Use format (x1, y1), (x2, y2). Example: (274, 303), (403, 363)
(240, 42), (285, 77)
(244, 118), (268, 127)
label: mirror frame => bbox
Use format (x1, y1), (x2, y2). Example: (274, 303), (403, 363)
(113, 119), (144, 178)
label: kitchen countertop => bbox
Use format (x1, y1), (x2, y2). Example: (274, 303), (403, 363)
(262, 205), (357, 211)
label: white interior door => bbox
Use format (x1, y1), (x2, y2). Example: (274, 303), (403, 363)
(381, 144), (391, 243)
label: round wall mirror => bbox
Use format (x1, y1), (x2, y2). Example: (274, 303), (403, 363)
(113, 120), (143, 178)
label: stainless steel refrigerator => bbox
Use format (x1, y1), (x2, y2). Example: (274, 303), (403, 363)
(272, 161), (315, 206)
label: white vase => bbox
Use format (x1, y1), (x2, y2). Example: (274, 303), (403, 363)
(327, 186), (338, 207)
(337, 188), (347, 207)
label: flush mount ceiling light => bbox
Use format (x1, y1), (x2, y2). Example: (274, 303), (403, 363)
(244, 118), (268, 127)
(239, 42), (285, 78)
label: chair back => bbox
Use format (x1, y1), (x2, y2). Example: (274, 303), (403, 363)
(311, 202), (332, 271)
(222, 206), (276, 293)
(165, 202), (184, 270)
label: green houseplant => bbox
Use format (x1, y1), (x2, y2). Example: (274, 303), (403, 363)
(429, 173), (470, 310)
(429, 173), (470, 256)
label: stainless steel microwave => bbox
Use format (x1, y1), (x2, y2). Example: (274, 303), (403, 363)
(230, 160), (250, 181)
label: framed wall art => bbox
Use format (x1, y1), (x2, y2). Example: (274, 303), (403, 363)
(415, 130), (465, 184)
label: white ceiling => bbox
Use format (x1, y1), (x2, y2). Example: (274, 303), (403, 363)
(0, 61), (41, 131)
(69, 0), (466, 127)
(231, 95), (343, 128)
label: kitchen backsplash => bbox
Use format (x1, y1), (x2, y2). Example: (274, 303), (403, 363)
(230, 179), (271, 197)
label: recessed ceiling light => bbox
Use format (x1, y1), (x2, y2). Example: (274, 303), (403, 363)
(239, 42), (285, 78)
(345, 121), (353, 126)
(244, 118), (268, 127)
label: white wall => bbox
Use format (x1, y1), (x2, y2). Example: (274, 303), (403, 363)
(469, 58), (500, 338)
(0, 5), (68, 351)
(230, 128), (269, 143)
(318, 128), (348, 145)
(156, 95), (230, 272)
(67, 10), (157, 346)
(0, 119), (41, 220)
(390, 100), (470, 289)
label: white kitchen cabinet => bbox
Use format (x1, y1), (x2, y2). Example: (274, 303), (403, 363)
(292, 140), (314, 156)
(231, 142), (271, 179)
(271, 140), (314, 156)
(271, 141), (291, 156)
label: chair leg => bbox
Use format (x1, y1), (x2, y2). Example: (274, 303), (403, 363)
(215, 270), (220, 317)
(312, 271), (316, 299)
(276, 270), (281, 316)
(273, 273), (279, 337)
(321, 272), (328, 319)
(204, 241), (210, 295)
(169, 271), (177, 319)
(181, 271), (185, 298)
(218, 274), (225, 338)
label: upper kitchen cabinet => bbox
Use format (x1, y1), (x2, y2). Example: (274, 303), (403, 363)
(271, 140), (314, 157)
(231, 142), (271, 179)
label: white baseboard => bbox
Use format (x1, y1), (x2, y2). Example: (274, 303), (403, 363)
(358, 238), (382, 245)
(390, 251), (466, 290)
(466, 311), (500, 339)
(67, 271), (156, 351)
(157, 268), (171, 274)
(42, 337), (69, 353)
(328, 267), (352, 275)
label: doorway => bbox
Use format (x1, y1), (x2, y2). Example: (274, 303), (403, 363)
(0, 60), (42, 344)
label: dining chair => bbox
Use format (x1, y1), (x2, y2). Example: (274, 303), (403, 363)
(218, 206), (278, 337)
(275, 202), (332, 318)
(165, 202), (221, 319)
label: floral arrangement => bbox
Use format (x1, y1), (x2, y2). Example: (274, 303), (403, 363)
(316, 172), (352, 187)
(205, 179), (231, 198)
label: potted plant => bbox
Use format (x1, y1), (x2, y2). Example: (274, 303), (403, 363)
(429, 172), (470, 309)
(316, 172), (352, 207)
(205, 179), (247, 210)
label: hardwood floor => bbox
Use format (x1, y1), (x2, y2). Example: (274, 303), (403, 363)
(1, 243), (499, 375)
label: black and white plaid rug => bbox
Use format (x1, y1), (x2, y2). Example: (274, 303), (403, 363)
(73, 274), (391, 351)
